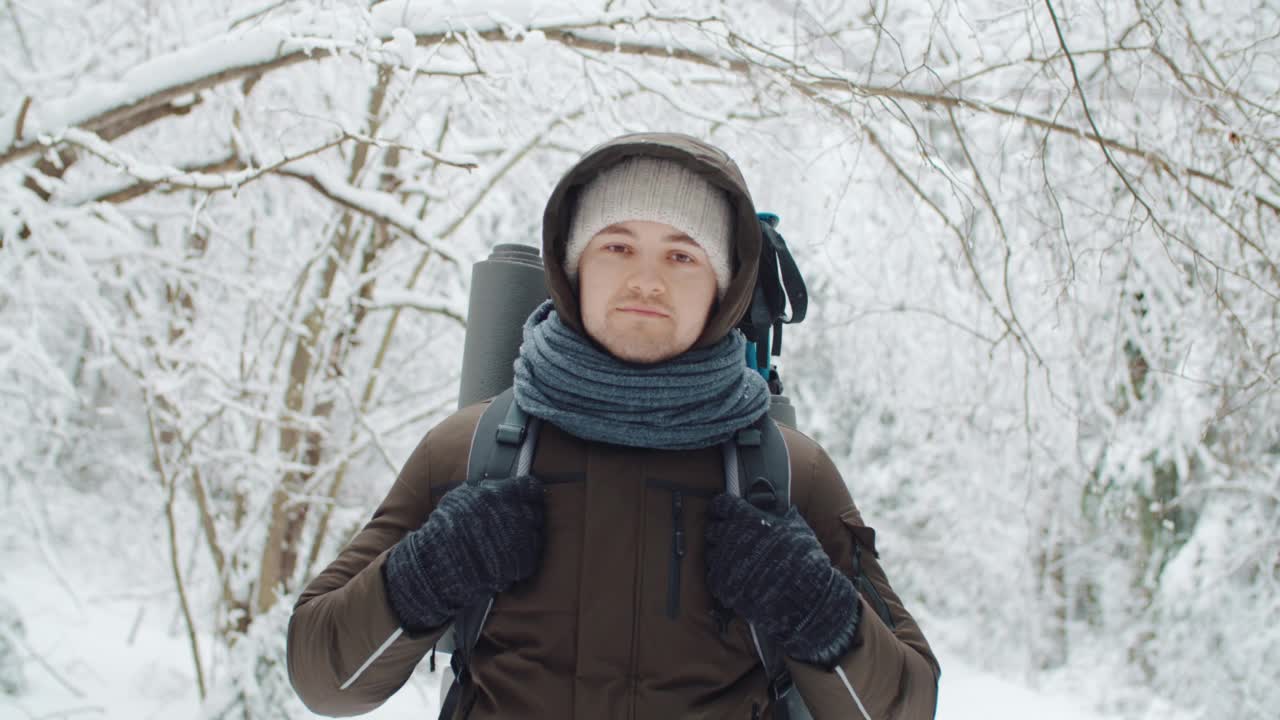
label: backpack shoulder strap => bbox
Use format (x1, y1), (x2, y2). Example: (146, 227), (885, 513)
(724, 412), (790, 503)
(441, 387), (539, 719)
(722, 414), (812, 719)
(467, 386), (531, 483)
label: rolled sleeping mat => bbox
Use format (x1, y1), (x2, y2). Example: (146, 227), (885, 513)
(457, 244), (548, 409)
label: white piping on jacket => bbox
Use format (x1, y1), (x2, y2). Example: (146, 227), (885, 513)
(835, 665), (872, 720)
(341, 627), (403, 690)
(748, 624), (766, 667)
(475, 597), (495, 648)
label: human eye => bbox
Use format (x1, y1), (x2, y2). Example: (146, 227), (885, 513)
(671, 251), (696, 264)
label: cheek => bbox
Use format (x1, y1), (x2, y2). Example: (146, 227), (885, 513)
(577, 272), (609, 327)
(674, 274), (717, 339)
(682, 271), (717, 312)
(687, 304), (713, 338)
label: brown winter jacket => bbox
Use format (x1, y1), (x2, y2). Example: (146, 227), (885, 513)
(287, 134), (940, 719)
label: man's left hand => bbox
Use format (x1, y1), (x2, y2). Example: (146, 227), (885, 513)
(704, 494), (861, 667)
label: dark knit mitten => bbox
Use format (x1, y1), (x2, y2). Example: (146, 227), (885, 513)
(383, 475), (545, 633)
(705, 494), (860, 667)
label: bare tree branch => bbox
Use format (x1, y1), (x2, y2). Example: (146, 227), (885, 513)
(3, 0), (35, 67)
(60, 130), (464, 267)
(78, 153), (241, 205)
(3, 12), (1271, 219)
(273, 163), (459, 262)
(12, 97), (32, 141)
(190, 466), (238, 619)
(0, 624), (88, 700)
(144, 393), (207, 701)
(1042, 0), (1279, 308)
(21, 97), (204, 202)
(865, 125), (1044, 367)
(58, 127), (345, 194)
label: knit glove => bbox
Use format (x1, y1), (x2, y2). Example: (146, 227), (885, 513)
(705, 494), (860, 667)
(383, 475), (545, 633)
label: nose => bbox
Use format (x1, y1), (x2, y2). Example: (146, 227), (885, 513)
(626, 265), (666, 297)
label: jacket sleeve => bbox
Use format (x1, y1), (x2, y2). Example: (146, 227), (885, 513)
(786, 438), (940, 720)
(286, 429), (447, 717)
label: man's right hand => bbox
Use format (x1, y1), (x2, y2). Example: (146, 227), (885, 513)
(383, 475), (545, 633)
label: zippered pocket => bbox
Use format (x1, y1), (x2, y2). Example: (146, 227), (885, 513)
(843, 512), (897, 630)
(667, 490), (685, 619)
(645, 479), (716, 621)
(853, 542), (896, 630)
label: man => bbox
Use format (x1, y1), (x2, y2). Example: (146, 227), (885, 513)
(287, 133), (939, 718)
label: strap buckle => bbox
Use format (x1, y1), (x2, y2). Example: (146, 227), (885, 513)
(449, 651), (471, 686)
(496, 421), (526, 446)
(769, 669), (795, 702)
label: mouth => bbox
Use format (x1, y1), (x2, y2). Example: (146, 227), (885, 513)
(618, 306), (670, 318)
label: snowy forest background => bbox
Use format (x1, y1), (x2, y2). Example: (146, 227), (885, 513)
(1, 0), (1276, 718)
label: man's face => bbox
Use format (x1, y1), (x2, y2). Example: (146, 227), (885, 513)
(577, 219), (719, 364)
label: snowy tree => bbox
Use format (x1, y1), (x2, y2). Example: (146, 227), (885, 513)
(1, 1), (1275, 717)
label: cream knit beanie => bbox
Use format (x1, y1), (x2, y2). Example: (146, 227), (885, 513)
(564, 156), (733, 299)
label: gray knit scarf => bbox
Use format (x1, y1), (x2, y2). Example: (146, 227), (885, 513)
(512, 301), (770, 450)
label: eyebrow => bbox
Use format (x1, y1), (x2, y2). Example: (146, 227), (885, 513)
(597, 223), (698, 246)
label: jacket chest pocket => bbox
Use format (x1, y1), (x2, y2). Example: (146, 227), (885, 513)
(643, 479), (719, 622)
(637, 479), (763, 700)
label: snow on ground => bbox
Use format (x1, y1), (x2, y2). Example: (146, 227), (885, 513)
(4, 558), (1137, 719)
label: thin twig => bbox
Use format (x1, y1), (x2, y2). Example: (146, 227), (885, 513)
(865, 125), (1035, 362)
(59, 128), (345, 195)
(3, 1), (34, 66)
(12, 96), (32, 143)
(272, 165), (459, 261)
(190, 466), (237, 614)
(229, 0), (294, 30)
(333, 376), (397, 475)
(0, 625), (86, 699)
(827, 305), (999, 345)
(347, 131), (478, 170)
(144, 393), (207, 700)
(1, 13), (1271, 219)
(1043, 0), (1152, 221)
(76, 153), (241, 205)
(1043, 0), (1279, 306)
(946, 106), (1009, 244)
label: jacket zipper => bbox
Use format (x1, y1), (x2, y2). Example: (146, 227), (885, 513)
(667, 490), (685, 619)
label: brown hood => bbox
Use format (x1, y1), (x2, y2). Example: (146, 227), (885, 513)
(541, 133), (762, 351)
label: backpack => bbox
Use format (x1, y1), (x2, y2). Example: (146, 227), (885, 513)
(433, 214), (894, 718)
(437, 386), (813, 720)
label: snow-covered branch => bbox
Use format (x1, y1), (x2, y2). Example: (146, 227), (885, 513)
(360, 289), (465, 323)
(61, 133), (476, 207)
(0, 4), (692, 167)
(59, 127), (344, 194)
(8, 6), (1273, 222)
(273, 161), (460, 263)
